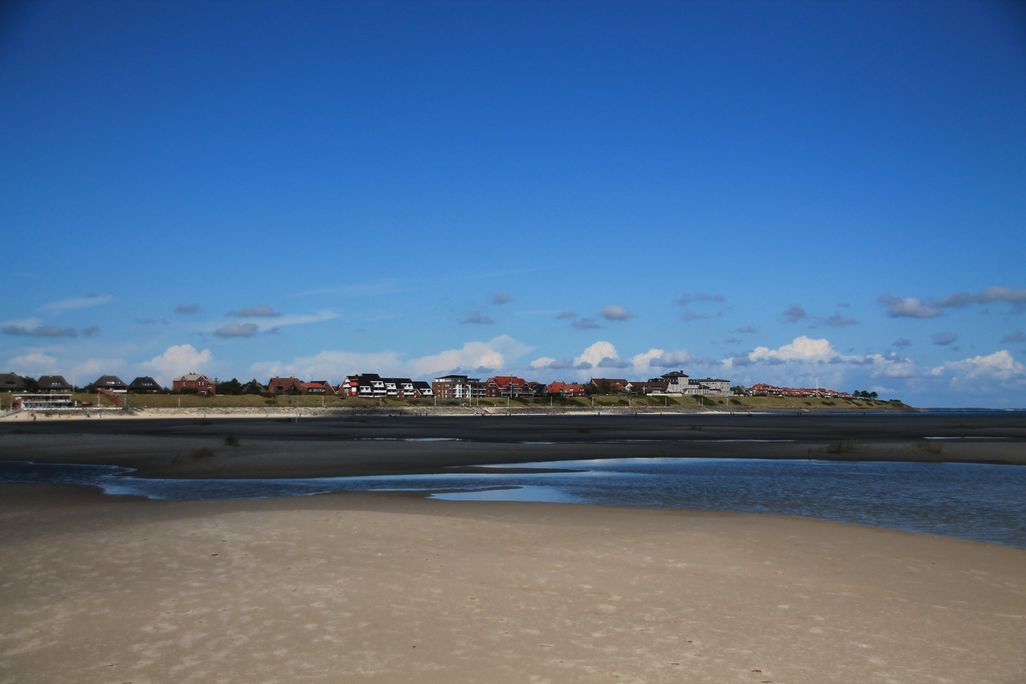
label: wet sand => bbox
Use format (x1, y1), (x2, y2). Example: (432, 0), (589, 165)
(1, 484), (1023, 683)
(1, 413), (1024, 478)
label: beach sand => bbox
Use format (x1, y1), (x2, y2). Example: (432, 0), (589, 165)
(2, 415), (1024, 682)
(1, 484), (1024, 683)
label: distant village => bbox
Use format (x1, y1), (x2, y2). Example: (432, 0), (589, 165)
(1, 368), (869, 407)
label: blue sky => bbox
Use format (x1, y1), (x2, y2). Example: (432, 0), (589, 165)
(2, 0), (1025, 406)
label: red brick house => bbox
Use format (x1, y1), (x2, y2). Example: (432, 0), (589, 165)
(267, 377), (305, 395)
(546, 381), (585, 397)
(173, 372), (216, 395)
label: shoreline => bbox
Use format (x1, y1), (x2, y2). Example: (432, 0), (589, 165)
(1, 484), (1023, 683)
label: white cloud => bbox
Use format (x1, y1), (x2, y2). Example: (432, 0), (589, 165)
(408, 335), (532, 377)
(530, 356), (558, 369)
(749, 336), (837, 363)
(250, 350), (405, 383)
(69, 358), (126, 386)
(143, 344), (213, 386)
(931, 350), (1025, 382)
(574, 341), (619, 368)
(879, 295), (941, 318)
(631, 348), (695, 373)
(7, 351), (58, 373)
(40, 293), (112, 312)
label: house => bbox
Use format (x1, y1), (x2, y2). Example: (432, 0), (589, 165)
(37, 375), (73, 392)
(523, 381), (547, 397)
(412, 381), (433, 398)
(432, 374), (485, 399)
(128, 376), (163, 393)
(654, 371), (730, 396)
(173, 372), (216, 395)
(0, 373), (27, 392)
(90, 375), (129, 393)
(266, 377), (305, 395)
(341, 374), (385, 397)
(629, 379), (668, 395)
(587, 378), (629, 394)
(546, 381), (585, 397)
(485, 375), (526, 398)
(302, 380), (337, 395)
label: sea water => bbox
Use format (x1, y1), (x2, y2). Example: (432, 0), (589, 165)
(1, 458), (1023, 548)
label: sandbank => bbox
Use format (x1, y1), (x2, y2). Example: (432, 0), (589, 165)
(1, 485), (1023, 683)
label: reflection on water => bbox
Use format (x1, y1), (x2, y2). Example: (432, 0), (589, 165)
(1, 458), (1024, 548)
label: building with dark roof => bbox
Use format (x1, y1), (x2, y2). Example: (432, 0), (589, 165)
(129, 376), (164, 392)
(37, 375), (73, 392)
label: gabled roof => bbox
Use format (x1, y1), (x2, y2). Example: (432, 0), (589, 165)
(0, 372), (27, 390)
(38, 375), (72, 389)
(129, 376), (162, 389)
(93, 375), (127, 387)
(176, 372), (213, 383)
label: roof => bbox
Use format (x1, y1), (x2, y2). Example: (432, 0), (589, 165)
(38, 375), (72, 389)
(176, 372), (212, 383)
(93, 375), (127, 386)
(0, 373), (26, 390)
(129, 376), (162, 389)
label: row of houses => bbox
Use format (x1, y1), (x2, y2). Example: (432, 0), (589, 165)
(744, 383), (853, 399)
(1, 370), (734, 399)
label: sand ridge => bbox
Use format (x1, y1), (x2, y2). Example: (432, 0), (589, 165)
(1, 485), (1024, 683)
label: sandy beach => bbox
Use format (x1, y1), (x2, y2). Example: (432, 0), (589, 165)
(1, 484), (1024, 683)
(2, 414), (1024, 682)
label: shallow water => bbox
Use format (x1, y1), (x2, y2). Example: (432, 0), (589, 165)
(1, 458), (1024, 548)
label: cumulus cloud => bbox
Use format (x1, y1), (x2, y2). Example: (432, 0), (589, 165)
(749, 336), (835, 363)
(674, 292), (725, 305)
(599, 305), (634, 321)
(932, 332), (957, 346)
(7, 351), (58, 373)
(1001, 330), (1025, 343)
(214, 322), (260, 338)
(228, 305), (281, 318)
(630, 348), (699, 373)
(782, 304), (807, 323)
(40, 293), (111, 312)
(250, 350), (405, 382)
(143, 344), (213, 386)
(936, 286), (1026, 309)
(408, 335), (532, 377)
(461, 312), (494, 325)
(574, 341), (620, 368)
(175, 304), (200, 314)
(572, 318), (601, 330)
(491, 293), (512, 305)
(878, 295), (941, 318)
(932, 350), (1025, 382)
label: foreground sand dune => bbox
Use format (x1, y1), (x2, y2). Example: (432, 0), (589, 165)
(1, 485), (1023, 683)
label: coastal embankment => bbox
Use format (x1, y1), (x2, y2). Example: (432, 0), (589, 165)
(1, 413), (1023, 478)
